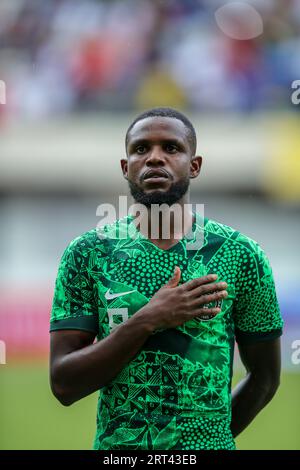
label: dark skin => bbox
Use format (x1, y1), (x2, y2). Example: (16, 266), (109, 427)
(231, 338), (281, 437)
(122, 117), (202, 248)
(50, 116), (281, 439)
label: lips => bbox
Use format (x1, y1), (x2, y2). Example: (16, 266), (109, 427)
(143, 169), (169, 180)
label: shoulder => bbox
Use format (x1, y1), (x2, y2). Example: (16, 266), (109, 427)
(62, 215), (132, 258)
(204, 217), (267, 259)
(63, 228), (99, 256)
(203, 217), (275, 292)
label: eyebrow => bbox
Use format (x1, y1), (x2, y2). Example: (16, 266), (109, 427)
(128, 137), (186, 152)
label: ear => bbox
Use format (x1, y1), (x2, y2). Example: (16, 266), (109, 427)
(120, 159), (128, 180)
(190, 155), (202, 179)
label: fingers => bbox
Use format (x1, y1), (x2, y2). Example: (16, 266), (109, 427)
(190, 290), (228, 307)
(184, 274), (218, 291)
(189, 281), (228, 298)
(165, 266), (181, 288)
(188, 306), (221, 320)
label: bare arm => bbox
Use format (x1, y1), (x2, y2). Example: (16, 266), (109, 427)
(50, 312), (154, 406)
(50, 268), (228, 406)
(230, 337), (281, 437)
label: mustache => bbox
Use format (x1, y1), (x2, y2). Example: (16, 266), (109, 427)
(141, 169), (171, 181)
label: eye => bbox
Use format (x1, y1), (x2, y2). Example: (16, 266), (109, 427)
(165, 144), (178, 153)
(136, 145), (147, 155)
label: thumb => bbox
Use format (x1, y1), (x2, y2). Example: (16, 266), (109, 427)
(165, 266), (181, 288)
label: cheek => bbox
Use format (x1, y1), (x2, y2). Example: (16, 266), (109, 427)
(173, 161), (191, 177)
(127, 163), (141, 179)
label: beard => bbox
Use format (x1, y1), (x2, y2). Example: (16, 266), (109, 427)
(128, 176), (190, 208)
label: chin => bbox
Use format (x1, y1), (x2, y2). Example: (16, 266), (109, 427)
(129, 179), (189, 207)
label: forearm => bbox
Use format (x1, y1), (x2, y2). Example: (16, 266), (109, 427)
(51, 307), (154, 405)
(230, 373), (279, 437)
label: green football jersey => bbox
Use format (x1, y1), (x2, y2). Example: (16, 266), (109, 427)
(50, 211), (283, 450)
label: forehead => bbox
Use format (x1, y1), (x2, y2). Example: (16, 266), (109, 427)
(127, 116), (189, 145)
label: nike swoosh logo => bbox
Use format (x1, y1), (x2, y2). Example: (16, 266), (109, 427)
(105, 288), (136, 300)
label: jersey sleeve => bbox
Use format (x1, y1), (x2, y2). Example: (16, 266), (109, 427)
(50, 236), (98, 334)
(233, 239), (284, 344)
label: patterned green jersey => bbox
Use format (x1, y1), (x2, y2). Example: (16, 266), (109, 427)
(50, 212), (283, 450)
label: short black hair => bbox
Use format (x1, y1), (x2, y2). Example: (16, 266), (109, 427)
(125, 107), (197, 155)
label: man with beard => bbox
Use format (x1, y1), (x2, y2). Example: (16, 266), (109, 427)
(50, 108), (283, 450)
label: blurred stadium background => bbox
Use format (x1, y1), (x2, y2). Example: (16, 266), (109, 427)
(0, 0), (300, 450)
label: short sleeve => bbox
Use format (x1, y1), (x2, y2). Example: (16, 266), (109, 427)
(50, 237), (98, 334)
(233, 240), (283, 344)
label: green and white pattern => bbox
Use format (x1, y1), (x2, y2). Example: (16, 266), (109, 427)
(50, 212), (283, 450)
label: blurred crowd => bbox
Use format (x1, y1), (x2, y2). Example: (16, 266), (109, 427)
(0, 0), (300, 119)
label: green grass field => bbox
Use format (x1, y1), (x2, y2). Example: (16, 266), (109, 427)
(0, 363), (299, 450)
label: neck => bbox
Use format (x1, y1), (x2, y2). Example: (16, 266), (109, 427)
(131, 195), (194, 244)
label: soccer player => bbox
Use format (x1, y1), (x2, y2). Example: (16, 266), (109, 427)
(50, 107), (283, 450)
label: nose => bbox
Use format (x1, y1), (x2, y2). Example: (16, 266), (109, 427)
(146, 146), (165, 166)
